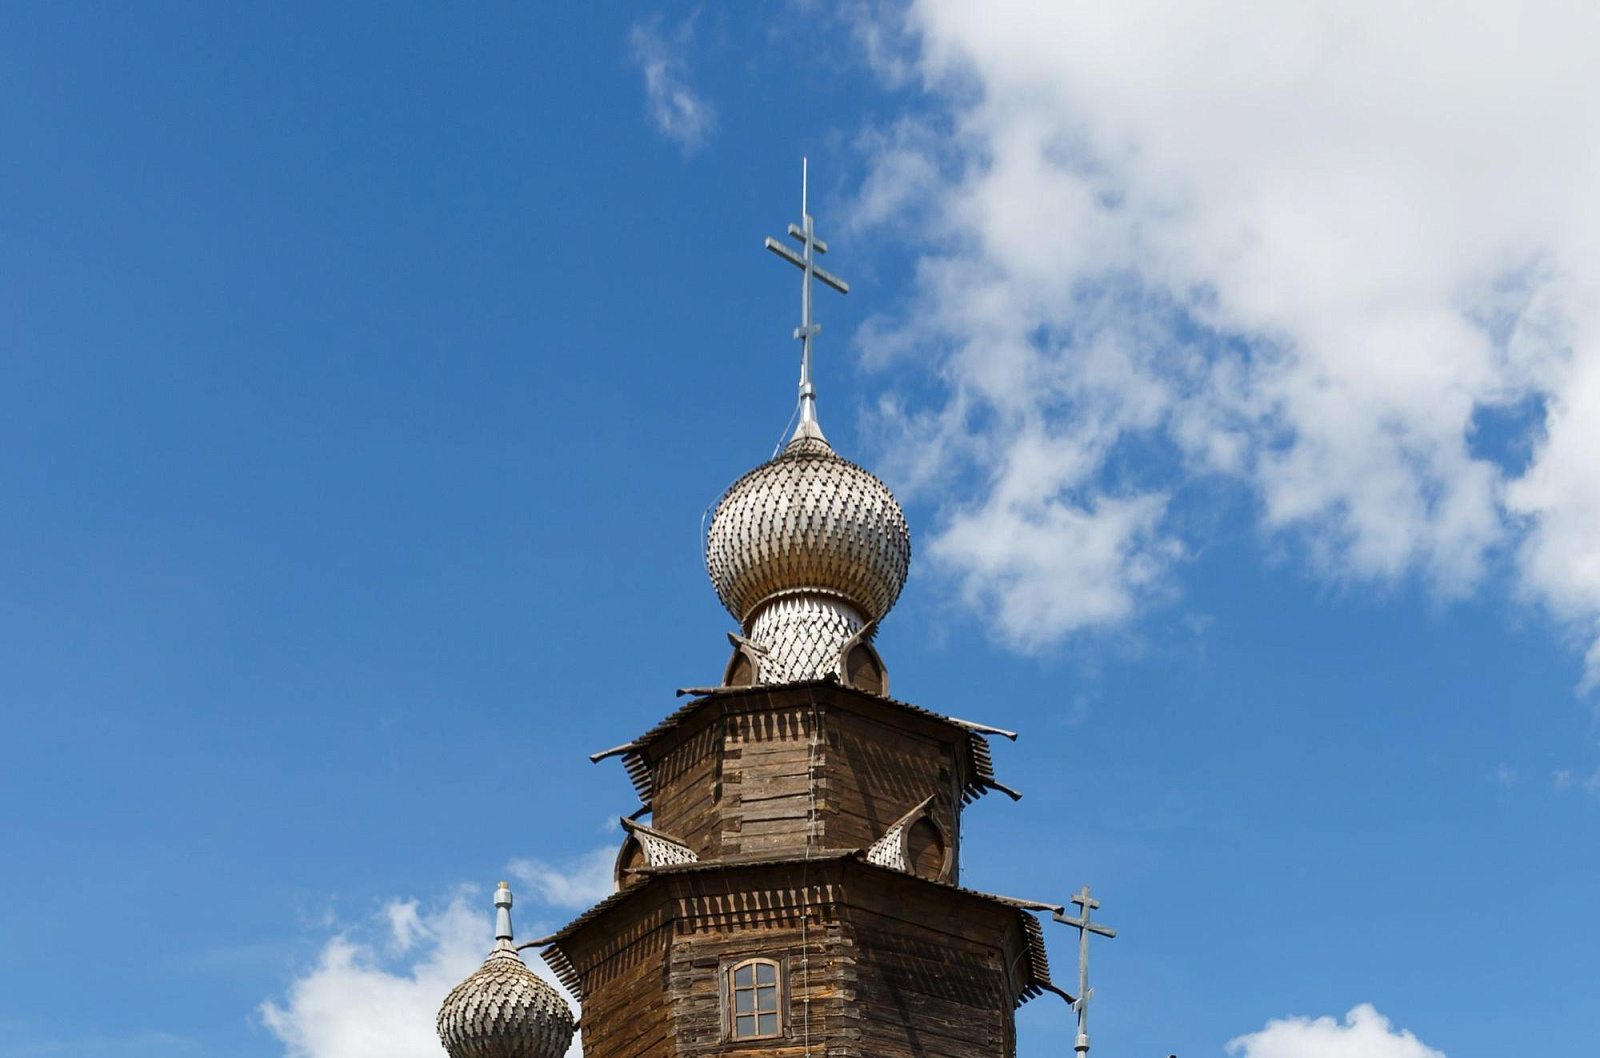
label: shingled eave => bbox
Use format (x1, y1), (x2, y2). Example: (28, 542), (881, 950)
(589, 679), (1019, 808)
(542, 849), (1065, 1009)
(536, 881), (647, 999)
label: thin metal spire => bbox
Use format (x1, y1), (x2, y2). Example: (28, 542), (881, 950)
(494, 880), (514, 942)
(1053, 885), (1117, 1058)
(764, 157), (849, 441)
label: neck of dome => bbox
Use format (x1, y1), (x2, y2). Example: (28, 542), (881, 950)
(744, 591), (868, 684)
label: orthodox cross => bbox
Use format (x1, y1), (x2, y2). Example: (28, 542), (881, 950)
(1053, 886), (1117, 1058)
(764, 157), (849, 433)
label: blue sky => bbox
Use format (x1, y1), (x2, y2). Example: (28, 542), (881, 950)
(3, 5), (1597, 1058)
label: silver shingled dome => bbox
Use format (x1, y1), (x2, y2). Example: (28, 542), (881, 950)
(706, 430), (911, 632)
(437, 884), (575, 1058)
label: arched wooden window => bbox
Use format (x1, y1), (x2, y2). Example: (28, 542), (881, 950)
(725, 958), (783, 1040)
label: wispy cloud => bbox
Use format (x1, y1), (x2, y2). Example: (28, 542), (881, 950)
(629, 15), (717, 155)
(851, 1), (1600, 688)
(1229, 1004), (1444, 1058)
(507, 846), (617, 910)
(261, 849), (615, 1058)
(384, 899), (427, 955)
(1553, 766), (1600, 793)
(1492, 764), (1518, 788)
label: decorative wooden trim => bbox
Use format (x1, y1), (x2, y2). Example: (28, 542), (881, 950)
(612, 834), (645, 891)
(836, 619), (890, 696)
(864, 795), (955, 882)
(722, 632), (768, 687)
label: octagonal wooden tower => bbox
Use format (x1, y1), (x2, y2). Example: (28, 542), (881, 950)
(543, 681), (1063, 1057)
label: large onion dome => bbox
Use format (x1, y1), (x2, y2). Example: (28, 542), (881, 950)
(705, 422), (911, 685)
(437, 882), (575, 1058)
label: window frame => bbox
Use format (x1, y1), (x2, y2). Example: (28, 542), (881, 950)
(722, 956), (786, 1042)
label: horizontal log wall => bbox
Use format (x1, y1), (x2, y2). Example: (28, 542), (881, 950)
(824, 707), (962, 876)
(651, 715), (726, 859)
(645, 687), (968, 876)
(560, 863), (1027, 1058)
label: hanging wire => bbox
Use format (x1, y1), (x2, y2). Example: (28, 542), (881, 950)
(771, 398), (801, 459)
(703, 395), (798, 603)
(799, 688), (820, 1056)
(699, 501), (714, 567)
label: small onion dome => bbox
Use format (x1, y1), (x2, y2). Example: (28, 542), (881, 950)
(437, 883), (575, 1058)
(706, 428), (911, 627)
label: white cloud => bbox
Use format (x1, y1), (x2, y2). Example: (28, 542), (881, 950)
(262, 849), (617, 1058)
(262, 892), (493, 1058)
(932, 489), (1177, 651)
(851, 1), (1600, 686)
(1229, 1004), (1444, 1058)
(629, 16), (717, 154)
(507, 846), (617, 910)
(384, 899), (426, 955)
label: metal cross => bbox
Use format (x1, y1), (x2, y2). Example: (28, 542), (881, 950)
(1053, 886), (1117, 1058)
(764, 157), (849, 435)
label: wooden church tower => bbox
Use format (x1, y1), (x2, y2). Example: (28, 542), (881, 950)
(437, 174), (1099, 1058)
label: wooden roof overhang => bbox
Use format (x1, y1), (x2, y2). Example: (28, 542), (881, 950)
(588, 679), (1022, 810)
(538, 850), (1068, 1009)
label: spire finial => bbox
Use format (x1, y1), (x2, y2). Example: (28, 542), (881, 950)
(764, 158), (850, 441)
(493, 880), (514, 942)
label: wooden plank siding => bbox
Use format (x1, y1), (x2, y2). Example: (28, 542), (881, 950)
(642, 685), (971, 875)
(552, 860), (1034, 1058)
(559, 683), (1040, 1057)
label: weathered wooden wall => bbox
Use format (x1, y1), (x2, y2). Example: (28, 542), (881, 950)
(556, 684), (1037, 1058)
(557, 862), (1030, 1058)
(825, 704), (962, 879)
(558, 885), (675, 1058)
(720, 703), (820, 857)
(644, 685), (969, 875)
(669, 875), (848, 1056)
(650, 712), (726, 858)
(842, 891), (1021, 1057)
